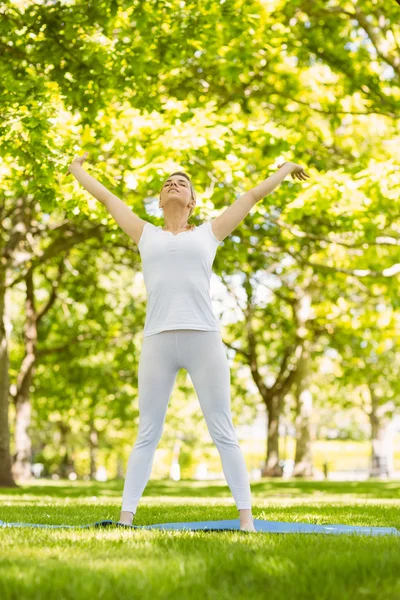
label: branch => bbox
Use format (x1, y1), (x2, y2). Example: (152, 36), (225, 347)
(270, 345), (294, 394)
(219, 271), (246, 317)
(268, 287), (296, 306)
(37, 330), (139, 358)
(352, 4), (400, 77)
(284, 247), (399, 279)
(5, 224), (104, 288)
(277, 93), (399, 121)
(36, 332), (105, 358)
(36, 262), (67, 322)
(305, 2), (400, 79)
(274, 218), (400, 248)
(221, 339), (250, 361)
(215, 68), (398, 120)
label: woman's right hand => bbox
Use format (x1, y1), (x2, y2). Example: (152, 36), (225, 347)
(67, 151), (89, 174)
(277, 161), (310, 181)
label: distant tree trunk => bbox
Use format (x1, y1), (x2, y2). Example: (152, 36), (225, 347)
(89, 422), (99, 479)
(262, 396), (283, 477)
(223, 277), (316, 480)
(369, 388), (395, 478)
(10, 265), (59, 483)
(1, 196), (103, 487)
(116, 453), (125, 479)
(58, 422), (74, 478)
(293, 345), (314, 477)
(12, 399), (33, 481)
(11, 271), (40, 482)
(0, 274), (17, 487)
(169, 436), (182, 479)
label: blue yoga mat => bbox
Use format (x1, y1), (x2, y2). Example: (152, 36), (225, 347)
(1, 518), (399, 536)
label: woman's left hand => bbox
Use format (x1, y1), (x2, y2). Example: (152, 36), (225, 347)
(278, 162), (310, 181)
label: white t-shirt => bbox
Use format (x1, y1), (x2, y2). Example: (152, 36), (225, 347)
(138, 221), (223, 337)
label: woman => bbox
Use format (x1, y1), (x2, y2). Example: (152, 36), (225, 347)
(68, 153), (309, 532)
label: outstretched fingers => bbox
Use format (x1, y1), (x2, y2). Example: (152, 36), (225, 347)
(291, 170), (310, 181)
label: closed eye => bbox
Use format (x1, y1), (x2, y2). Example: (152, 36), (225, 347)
(164, 180), (188, 187)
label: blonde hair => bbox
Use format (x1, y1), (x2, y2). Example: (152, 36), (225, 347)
(161, 171), (196, 229)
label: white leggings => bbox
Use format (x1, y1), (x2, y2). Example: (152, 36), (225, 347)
(121, 329), (252, 514)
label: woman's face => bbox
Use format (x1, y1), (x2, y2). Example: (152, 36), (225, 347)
(159, 175), (194, 210)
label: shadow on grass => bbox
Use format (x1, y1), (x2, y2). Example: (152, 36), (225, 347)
(1, 478), (400, 499)
(3, 533), (400, 600)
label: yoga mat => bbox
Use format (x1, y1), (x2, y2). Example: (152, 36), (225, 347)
(1, 518), (399, 536)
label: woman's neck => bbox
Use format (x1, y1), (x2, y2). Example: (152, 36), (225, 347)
(163, 224), (194, 232)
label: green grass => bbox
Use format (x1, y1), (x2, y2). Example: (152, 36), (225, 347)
(1, 479), (400, 600)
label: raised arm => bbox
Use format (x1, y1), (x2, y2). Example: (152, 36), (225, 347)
(67, 153), (147, 245)
(211, 161), (310, 242)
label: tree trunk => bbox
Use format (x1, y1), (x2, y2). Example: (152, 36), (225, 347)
(369, 390), (395, 478)
(293, 346), (314, 477)
(262, 396), (283, 477)
(89, 422), (99, 479)
(116, 453), (125, 479)
(170, 436), (182, 480)
(0, 272), (17, 487)
(11, 270), (39, 482)
(12, 399), (33, 481)
(226, 278), (316, 480)
(58, 422), (74, 478)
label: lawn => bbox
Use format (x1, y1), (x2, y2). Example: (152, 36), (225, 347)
(1, 478), (400, 600)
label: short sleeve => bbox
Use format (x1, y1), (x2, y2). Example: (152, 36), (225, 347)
(205, 221), (222, 246)
(138, 221), (158, 249)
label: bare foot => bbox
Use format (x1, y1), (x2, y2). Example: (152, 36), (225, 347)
(239, 508), (257, 532)
(119, 510), (134, 525)
(240, 522), (257, 532)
